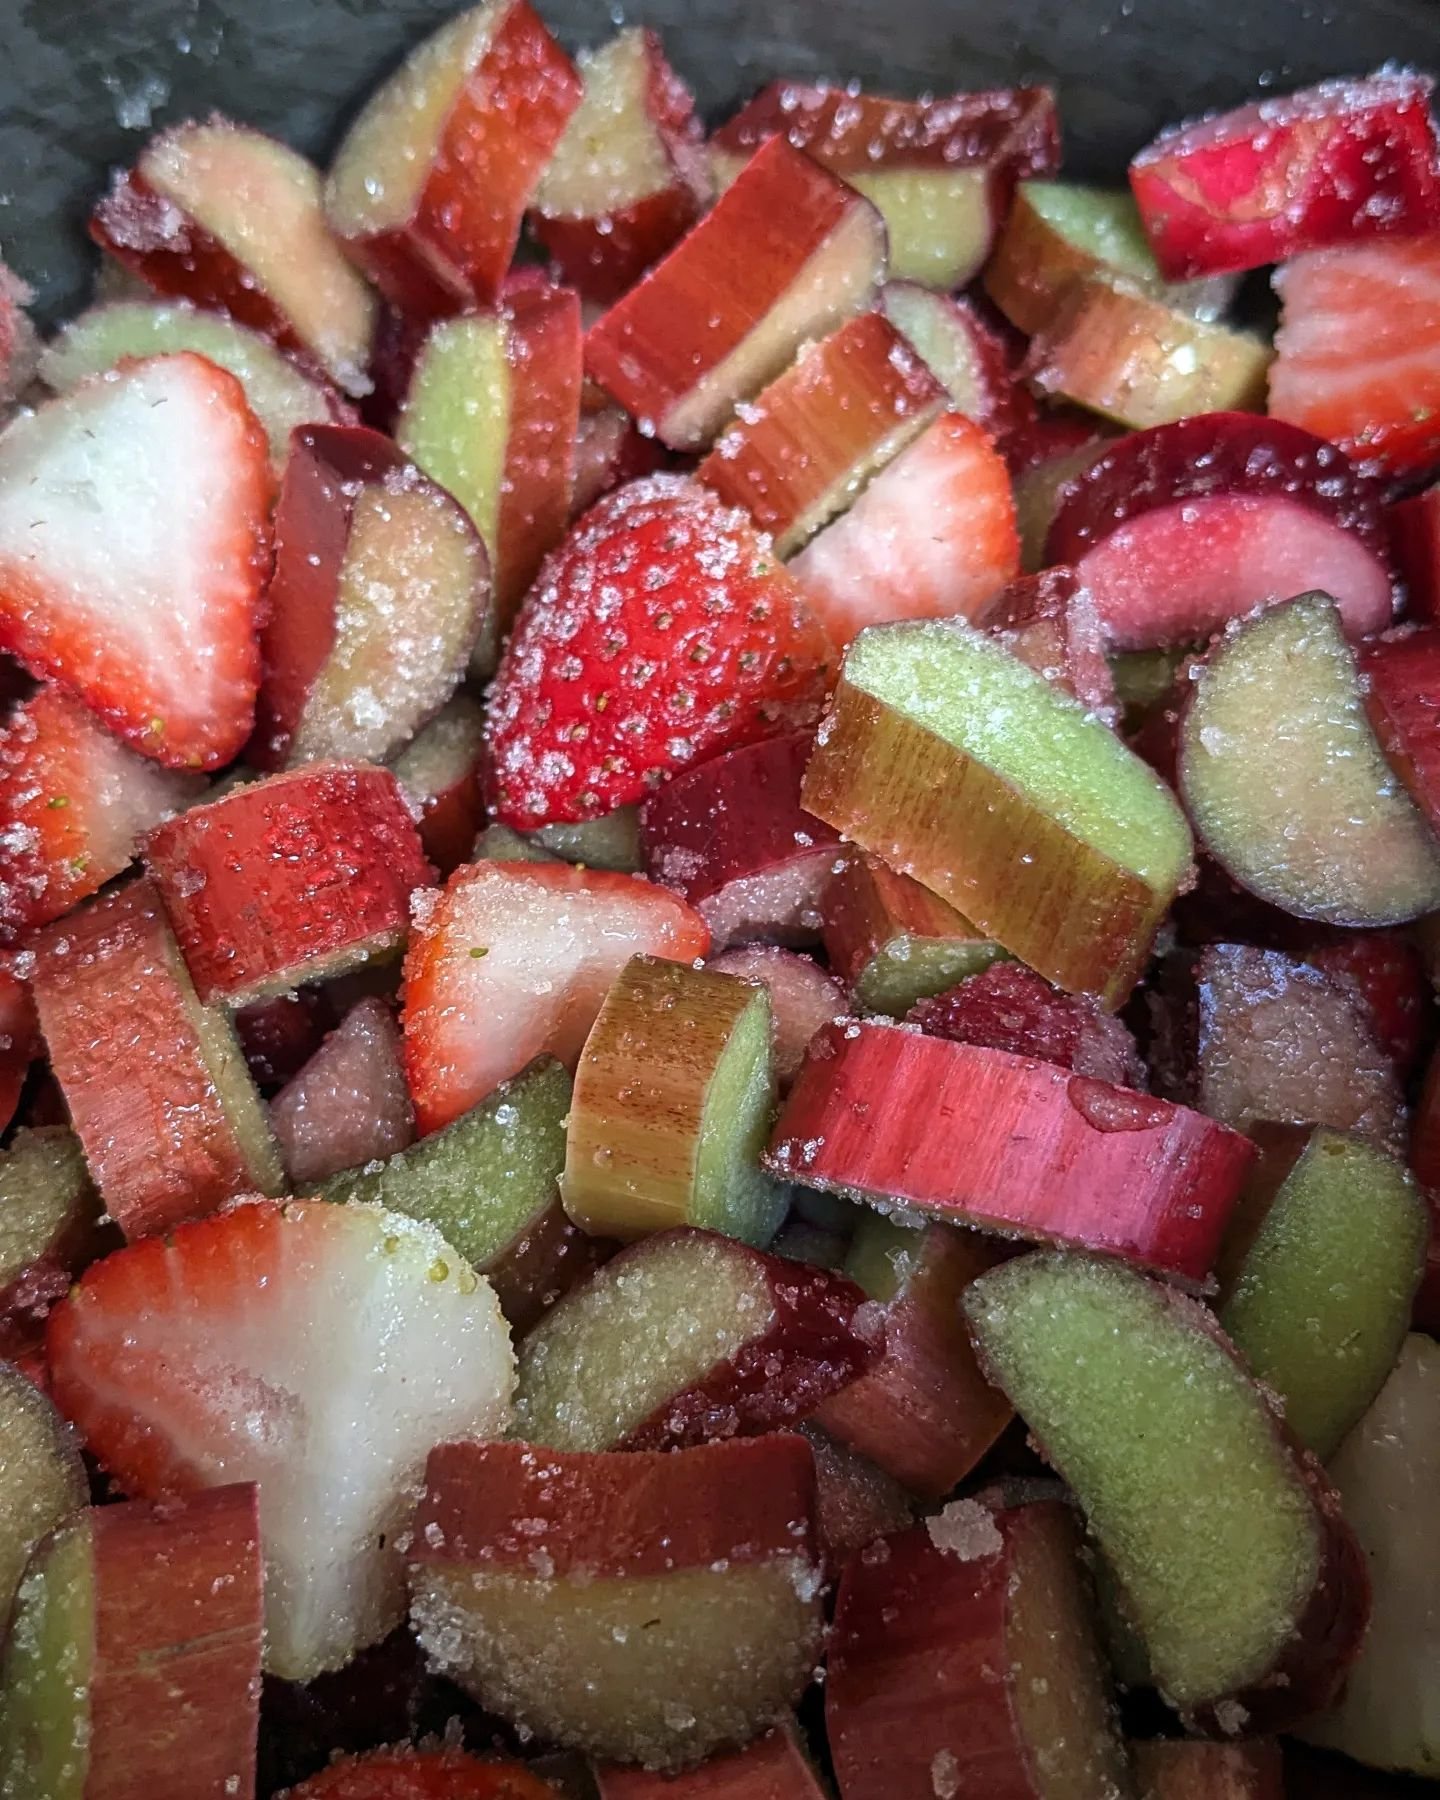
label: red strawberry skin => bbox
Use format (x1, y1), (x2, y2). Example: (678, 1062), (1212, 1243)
(485, 474), (833, 829)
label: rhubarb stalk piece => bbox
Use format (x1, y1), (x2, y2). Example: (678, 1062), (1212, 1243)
(389, 693), (488, 877)
(287, 1750), (559, 1798)
(769, 1021), (1251, 1285)
(512, 1226), (876, 1451)
(1358, 626), (1440, 837)
(964, 1252), (1370, 1730)
(408, 1435), (825, 1769)
(705, 946), (845, 1086)
(1391, 484), (1440, 622)
(0, 1361), (86, 1635)
(1132, 1741), (1284, 1799)
(535, 806), (644, 874)
(980, 568), (1115, 718)
(563, 954), (784, 1248)
(0, 1128), (104, 1353)
(881, 283), (1033, 437)
(592, 1721), (827, 1799)
(268, 997), (414, 1188)
(802, 616), (1193, 1006)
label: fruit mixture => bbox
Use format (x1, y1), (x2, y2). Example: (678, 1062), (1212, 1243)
(0, 8), (1439, 1797)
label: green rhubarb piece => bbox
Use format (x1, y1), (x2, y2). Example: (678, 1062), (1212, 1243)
(535, 806), (642, 873)
(397, 313), (508, 555)
(843, 1210), (924, 1304)
(318, 1057), (569, 1271)
(852, 935), (1003, 1017)
(474, 822), (560, 864)
(965, 1252), (1323, 1710)
(0, 1128), (103, 1303)
(0, 1362), (87, 1634)
(1219, 1129), (1426, 1459)
(1017, 183), (1234, 320)
(0, 1517), (93, 1798)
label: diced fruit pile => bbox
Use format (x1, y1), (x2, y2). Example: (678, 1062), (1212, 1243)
(5, 11), (1440, 1795)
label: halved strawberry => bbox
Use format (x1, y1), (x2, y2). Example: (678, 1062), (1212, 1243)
(0, 682), (205, 941)
(485, 475), (833, 830)
(0, 355), (270, 769)
(402, 859), (709, 1134)
(283, 1750), (558, 1798)
(1270, 236), (1440, 476)
(47, 1196), (516, 1682)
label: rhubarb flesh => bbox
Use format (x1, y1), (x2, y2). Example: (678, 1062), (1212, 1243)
(705, 946), (845, 1085)
(881, 284), (1029, 436)
(1132, 1740), (1284, 1798)
(592, 1721), (827, 1799)
(0, 1128), (103, 1348)
(0, 1361), (86, 1633)
(1179, 594), (1440, 926)
(802, 617), (1193, 1005)
(964, 1252), (1367, 1724)
(390, 692), (488, 876)
(269, 997), (414, 1187)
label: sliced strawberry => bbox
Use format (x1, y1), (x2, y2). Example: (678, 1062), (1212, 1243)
(0, 683), (205, 942)
(1269, 236), (1440, 477)
(787, 411), (1018, 647)
(485, 475), (832, 830)
(402, 859), (708, 1134)
(0, 355), (270, 769)
(47, 1196), (516, 1682)
(284, 1749), (558, 1798)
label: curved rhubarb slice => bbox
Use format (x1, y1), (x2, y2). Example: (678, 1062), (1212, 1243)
(1046, 414), (1395, 650)
(1358, 626), (1440, 837)
(0, 681), (205, 940)
(787, 412), (1019, 647)
(593, 1722), (825, 1799)
(814, 1214), (1012, 1499)
(401, 861), (708, 1135)
(531, 28), (709, 303)
(390, 693), (488, 877)
(324, 0), (581, 317)
(710, 84), (1059, 290)
(640, 735), (841, 949)
(0, 354), (271, 769)
(802, 617), (1193, 1005)
(563, 954), (782, 1247)
(1298, 1334), (1440, 1777)
(585, 136), (886, 451)
(31, 880), (283, 1241)
(820, 850), (1002, 1017)
(49, 1198), (514, 1681)
(92, 118), (377, 394)
(146, 763), (433, 1006)
(827, 1500), (1129, 1800)
(697, 312), (944, 557)
(252, 425), (488, 770)
(288, 1750), (558, 1798)
(706, 947), (845, 1086)
(1178, 594), (1440, 926)
(513, 1227), (874, 1451)
(964, 1253), (1369, 1729)
(408, 1435), (824, 1769)
(0, 1128), (103, 1352)
(981, 567), (1115, 716)
(1132, 1741), (1284, 1798)
(269, 997), (414, 1187)
(39, 299), (350, 472)
(880, 284), (1032, 438)
(1218, 1126), (1426, 1459)
(0, 1485), (263, 1800)
(318, 1056), (588, 1335)
(1129, 72), (1440, 280)
(0, 1361), (85, 1633)
(769, 1021), (1250, 1284)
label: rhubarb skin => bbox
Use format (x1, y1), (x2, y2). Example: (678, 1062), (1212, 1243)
(1132, 1740), (1284, 1799)
(1358, 627), (1440, 837)
(592, 1722), (827, 1799)
(768, 1020), (1252, 1286)
(981, 567), (1115, 717)
(1391, 485), (1440, 624)
(0, 960), (35, 1133)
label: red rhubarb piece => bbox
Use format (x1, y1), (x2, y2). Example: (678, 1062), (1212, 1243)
(0, 683), (204, 942)
(1132, 1740), (1285, 1798)
(390, 693), (488, 877)
(788, 411), (1019, 647)
(800, 1423), (915, 1564)
(908, 961), (1145, 1089)
(767, 1020), (1252, 1285)
(269, 996), (414, 1187)
(284, 1749), (558, 1798)
(401, 859), (708, 1134)
(1303, 930), (1429, 1078)
(91, 118), (378, 395)
(706, 946), (845, 1084)
(251, 424), (489, 770)
(1129, 72), (1440, 280)
(584, 137), (886, 451)
(640, 734), (841, 948)
(1269, 236), (1440, 477)
(0, 355), (271, 769)
(235, 989), (334, 1090)
(572, 404), (670, 515)
(1391, 483), (1440, 622)
(980, 566), (1115, 716)
(881, 282), (1035, 441)
(592, 1722), (827, 1799)
(0, 958), (35, 1133)
(1046, 412), (1395, 649)
(30, 879), (283, 1241)
(484, 475), (832, 830)
(1358, 626), (1440, 836)
(145, 763), (433, 1006)
(324, 0), (581, 318)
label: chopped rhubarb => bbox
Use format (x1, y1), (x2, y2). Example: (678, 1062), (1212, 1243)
(531, 28), (710, 302)
(146, 763), (433, 1005)
(408, 1435), (824, 1768)
(1391, 483), (1440, 622)
(769, 1021), (1251, 1283)
(585, 137), (886, 451)
(286, 1750), (559, 1798)
(0, 260), (36, 406)
(820, 850), (1002, 1017)
(706, 946), (845, 1085)
(1129, 71), (1440, 279)
(1178, 594), (1440, 926)
(1010, 416), (1113, 573)
(880, 283), (1033, 439)
(390, 693), (488, 877)
(1358, 626), (1440, 836)
(0, 1359), (86, 1633)
(0, 961), (34, 1135)
(1302, 930), (1429, 1078)
(0, 1128), (103, 1353)
(572, 403), (670, 514)
(513, 1226), (875, 1450)
(562, 954), (784, 1246)
(827, 1500), (1130, 1800)
(535, 805), (644, 873)
(697, 311), (944, 556)
(1132, 1741), (1284, 1798)
(1217, 1125), (1426, 1458)
(30, 879), (283, 1241)
(234, 989), (333, 1092)
(592, 1721), (826, 1799)
(800, 1423), (915, 1564)
(1046, 413), (1395, 649)
(401, 860), (708, 1135)
(980, 566), (1116, 717)
(324, 0), (581, 316)
(787, 411), (1019, 647)
(802, 617), (1193, 1005)
(639, 734), (842, 948)
(964, 1252), (1369, 1728)
(269, 996), (414, 1187)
